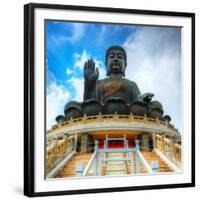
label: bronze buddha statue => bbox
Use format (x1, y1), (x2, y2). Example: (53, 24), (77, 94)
(83, 46), (141, 104)
(56, 46), (166, 122)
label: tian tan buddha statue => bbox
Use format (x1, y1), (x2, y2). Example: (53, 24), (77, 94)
(56, 46), (170, 124)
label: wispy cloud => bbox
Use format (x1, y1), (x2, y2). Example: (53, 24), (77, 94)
(71, 50), (106, 101)
(73, 49), (90, 70)
(94, 59), (106, 80)
(47, 76), (70, 129)
(65, 68), (74, 75)
(67, 77), (84, 102)
(49, 23), (85, 46)
(73, 49), (106, 78)
(46, 49), (106, 128)
(69, 23), (85, 42)
(123, 26), (181, 131)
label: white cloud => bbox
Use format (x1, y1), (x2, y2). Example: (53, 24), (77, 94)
(69, 23), (85, 42)
(68, 77), (84, 102)
(123, 27), (181, 131)
(73, 49), (90, 70)
(100, 25), (107, 37)
(94, 58), (106, 80)
(73, 49), (106, 78)
(65, 68), (74, 75)
(70, 50), (106, 102)
(97, 25), (108, 44)
(47, 81), (70, 129)
(50, 23), (85, 45)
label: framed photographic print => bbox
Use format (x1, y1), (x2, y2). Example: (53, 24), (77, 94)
(24, 3), (195, 197)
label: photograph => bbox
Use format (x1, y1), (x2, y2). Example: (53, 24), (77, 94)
(24, 3), (195, 196)
(45, 21), (182, 179)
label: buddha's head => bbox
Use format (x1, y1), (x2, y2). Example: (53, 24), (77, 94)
(105, 46), (127, 77)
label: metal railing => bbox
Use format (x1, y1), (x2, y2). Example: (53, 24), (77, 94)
(82, 151), (97, 176)
(82, 135), (153, 176)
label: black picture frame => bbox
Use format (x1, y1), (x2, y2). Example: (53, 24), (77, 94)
(24, 3), (195, 197)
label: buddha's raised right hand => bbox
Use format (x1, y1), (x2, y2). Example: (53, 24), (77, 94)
(83, 59), (99, 84)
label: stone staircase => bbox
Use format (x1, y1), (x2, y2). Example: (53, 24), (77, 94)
(56, 153), (93, 178)
(105, 153), (127, 175)
(56, 151), (172, 178)
(125, 153), (147, 174)
(141, 151), (172, 172)
(125, 151), (172, 174)
(103, 152), (148, 175)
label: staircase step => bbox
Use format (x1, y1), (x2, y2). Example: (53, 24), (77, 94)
(107, 164), (126, 171)
(141, 151), (172, 173)
(106, 171), (127, 175)
(56, 150), (172, 178)
(55, 153), (93, 178)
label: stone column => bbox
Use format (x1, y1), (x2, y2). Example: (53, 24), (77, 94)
(152, 132), (156, 150)
(80, 133), (89, 153)
(69, 137), (73, 152)
(74, 134), (78, 152)
(140, 132), (150, 151)
(174, 141), (181, 166)
(170, 137), (176, 163)
(161, 134), (165, 152)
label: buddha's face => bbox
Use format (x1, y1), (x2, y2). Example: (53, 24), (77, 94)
(107, 49), (126, 76)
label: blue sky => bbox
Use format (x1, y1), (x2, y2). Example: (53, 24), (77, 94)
(46, 20), (181, 132)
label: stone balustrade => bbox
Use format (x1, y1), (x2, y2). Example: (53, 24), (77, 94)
(46, 135), (75, 173)
(155, 133), (181, 167)
(47, 113), (180, 140)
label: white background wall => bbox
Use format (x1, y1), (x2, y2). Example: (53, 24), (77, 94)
(0, 0), (199, 199)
